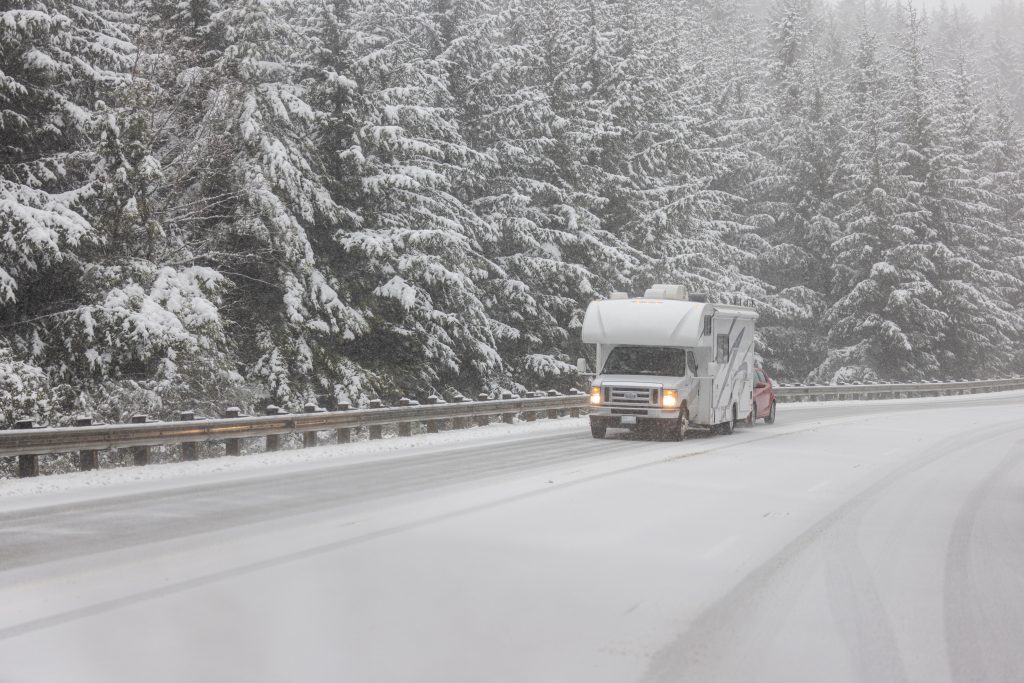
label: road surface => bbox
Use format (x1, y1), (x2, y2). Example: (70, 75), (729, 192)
(0, 393), (1022, 682)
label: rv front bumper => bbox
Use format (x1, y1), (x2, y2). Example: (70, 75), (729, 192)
(590, 407), (681, 421)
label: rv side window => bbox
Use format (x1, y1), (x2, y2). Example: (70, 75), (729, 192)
(703, 316), (713, 336)
(687, 351), (697, 376)
(716, 334), (730, 363)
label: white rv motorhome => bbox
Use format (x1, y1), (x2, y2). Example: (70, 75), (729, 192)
(580, 285), (758, 439)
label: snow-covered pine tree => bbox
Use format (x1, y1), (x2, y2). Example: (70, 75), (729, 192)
(72, 96), (246, 417)
(442, 0), (636, 391)
(333, 0), (505, 397)
(0, 1), (215, 423)
(816, 16), (948, 383)
(525, 0), (636, 283)
(306, 0), (363, 229)
(0, 344), (52, 429)
(534, 0), (634, 264)
(0, 2), (128, 313)
(986, 95), (1024, 345)
(1, 1), (113, 309)
(1, 0), (252, 423)
(184, 0), (370, 406)
(928, 46), (1024, 377)
(982, 1), (1024, 124)
(623, 1), (772, 311)
(743, 0), (840, 381)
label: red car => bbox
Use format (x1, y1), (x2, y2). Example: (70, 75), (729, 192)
(752, 367), (777, 424)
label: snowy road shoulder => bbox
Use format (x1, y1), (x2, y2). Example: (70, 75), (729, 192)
(0, 416), (583, 508)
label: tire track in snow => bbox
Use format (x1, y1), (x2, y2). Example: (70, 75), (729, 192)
(641, 421), (1024, 683)
(822, 465), (909, 683)
(944, 439), (1024, 683)
(0, 431), (624, 571)
(0, 410), (878, 641)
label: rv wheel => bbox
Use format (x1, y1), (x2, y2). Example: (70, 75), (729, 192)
(590, 417), (607, 439)
(661, 417), (686, 442)
(719, 406), (736, 435)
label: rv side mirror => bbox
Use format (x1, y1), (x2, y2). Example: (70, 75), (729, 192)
(576, 357), (588, 374)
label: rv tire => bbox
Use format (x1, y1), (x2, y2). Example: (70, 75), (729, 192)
(660, 416), (686, 441)
(718, 406), (736, 435)
(590, 417), (607, 439)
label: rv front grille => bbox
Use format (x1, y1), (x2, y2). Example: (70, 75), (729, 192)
(606, 386), (657, 407)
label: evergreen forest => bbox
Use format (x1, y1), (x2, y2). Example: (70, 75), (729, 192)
(2, 0), (1024, 424)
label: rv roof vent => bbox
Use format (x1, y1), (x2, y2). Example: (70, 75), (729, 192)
(609, 291), (629, 300)
(645, 284), (688, 301)
(689, 293), (709, 303)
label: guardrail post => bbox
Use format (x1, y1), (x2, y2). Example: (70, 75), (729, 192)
(130, 414), (150, 466)
(265, 406), (284, 451)
(426, 396), (444, 433)
(336, 402), (352, 443)
(461, 395), (475, 428)
(451, 394), (468, 429)
(224, 407), (242, 456)
(547, 390), (560, 419)
(180, 411), (198, 461)
(476, 393), (490, 427)
(15, 418), (38, 478)
(369, 399), (384, 440)
(398, 398), (414, 437)
(303, 403), (319, 448)
(524, 392), (538, 422)
(568, 389), (582, 417)
(77, 416), (99, 471)
(500, 391), (515, 424)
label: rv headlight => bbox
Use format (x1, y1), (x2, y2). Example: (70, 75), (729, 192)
(590, 387), (602, 405)
(662, 389), (679, 408)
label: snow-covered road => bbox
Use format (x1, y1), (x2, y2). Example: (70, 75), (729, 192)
(1, 393), (1023, 682)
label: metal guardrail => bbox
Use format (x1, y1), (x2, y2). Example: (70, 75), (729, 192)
(2, 378), (1023, 479)
(0, 391), (587, 478)
(772, 377), (1024, 400)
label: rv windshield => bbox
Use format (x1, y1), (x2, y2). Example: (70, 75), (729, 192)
(603, 346), (688, 376)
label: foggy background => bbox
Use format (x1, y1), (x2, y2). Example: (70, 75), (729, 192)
(914, 0), (1006, 14)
